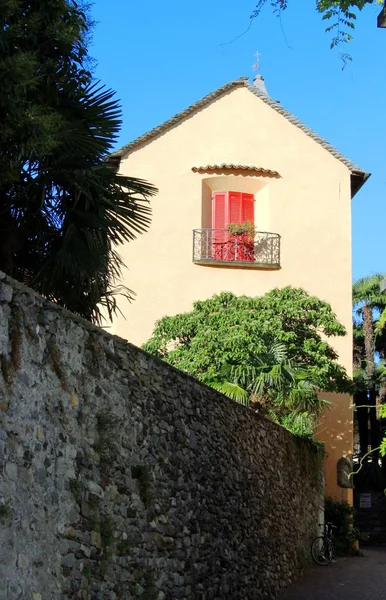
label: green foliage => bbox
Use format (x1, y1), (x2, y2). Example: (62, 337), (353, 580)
(0, 0), (156, 322)
(226, 220), (256, 239)
(380, 437), (386, 457)
(375, 307), (386, 335)
(352, 274), (386, 383)
(212, 379), (250, 405)
(325, 497), (362, 555)
(353, 274), (386, 316)
(352, 273), (386, 375)
(296, 437), (326, 486)
(144, 287), (349, 435)
(379, 404), (386, 459)
(144, 287), (348, 389)
(278, 412), (316, 438)
(252, 0), (381, 59)
(214, 341), (329, 435)
(352, 274), (386, 466)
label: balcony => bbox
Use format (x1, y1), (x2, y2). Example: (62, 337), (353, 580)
(193, 229), (281, 268)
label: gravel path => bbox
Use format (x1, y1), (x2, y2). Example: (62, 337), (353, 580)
(277, 547), (386, 600)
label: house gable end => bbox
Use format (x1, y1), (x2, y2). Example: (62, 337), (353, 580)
(113, 77), (369, 196)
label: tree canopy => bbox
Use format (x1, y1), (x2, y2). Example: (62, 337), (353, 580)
(0, 0), (156, 322)
(144, 287), (349, 394)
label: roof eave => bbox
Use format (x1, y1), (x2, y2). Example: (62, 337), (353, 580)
(351, 170), (371, 198)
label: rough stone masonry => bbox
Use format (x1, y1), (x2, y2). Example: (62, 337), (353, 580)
(0, 272), (324, 600)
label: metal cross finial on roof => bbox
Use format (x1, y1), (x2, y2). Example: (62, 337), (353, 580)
(252, 51), (262, 74)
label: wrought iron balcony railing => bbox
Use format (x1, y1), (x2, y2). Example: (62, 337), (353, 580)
(193, 229), (281, 268)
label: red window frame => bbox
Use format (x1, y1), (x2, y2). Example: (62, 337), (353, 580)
(211, 191), (255, 262)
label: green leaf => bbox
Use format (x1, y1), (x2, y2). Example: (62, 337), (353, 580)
(380, 437), (386, 458)
(212, 381), (250, 405)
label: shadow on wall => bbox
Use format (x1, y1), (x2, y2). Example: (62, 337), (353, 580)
(316, 392), (353, 502)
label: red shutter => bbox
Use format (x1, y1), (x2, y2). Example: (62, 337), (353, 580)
(228, 192), (242, 224)
(241, 193), (255, 262)
(212, 192), (226, 229)
(211, 191), (255, 262)
(242, 193), (255, 224)
(212, 192), (227, 261)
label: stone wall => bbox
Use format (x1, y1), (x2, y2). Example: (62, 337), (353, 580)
(0, 272), (324, 600)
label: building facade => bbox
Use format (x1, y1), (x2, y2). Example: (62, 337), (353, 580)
(110, 76), (369, 501)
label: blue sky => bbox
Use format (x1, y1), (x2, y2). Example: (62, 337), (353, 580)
(91, 0), (385, 281)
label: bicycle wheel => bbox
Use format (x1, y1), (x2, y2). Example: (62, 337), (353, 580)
(311, 536), (333, 566)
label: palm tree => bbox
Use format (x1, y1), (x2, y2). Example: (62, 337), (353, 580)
(353, 274), (386, 462)
(0, 1), (157, 322)
(353, 274), (386, 378)
(1, 82), (156, 322)
(213, 342), (328, 437)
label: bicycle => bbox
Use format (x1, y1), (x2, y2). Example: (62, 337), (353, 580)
(311, 522), (337, 566)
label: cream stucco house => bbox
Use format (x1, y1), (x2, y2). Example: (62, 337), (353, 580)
(110, 75), (369, 501)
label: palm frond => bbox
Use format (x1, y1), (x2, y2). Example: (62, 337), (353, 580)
(353, 274), (386, 309)
(375, 308), (386, 335)
(216, 338), (329, 419)
(212, 380), (250, 405)
(265, 341), (288, 364)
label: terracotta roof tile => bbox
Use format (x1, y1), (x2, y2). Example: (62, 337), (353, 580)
(192, 164), (280, 177)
